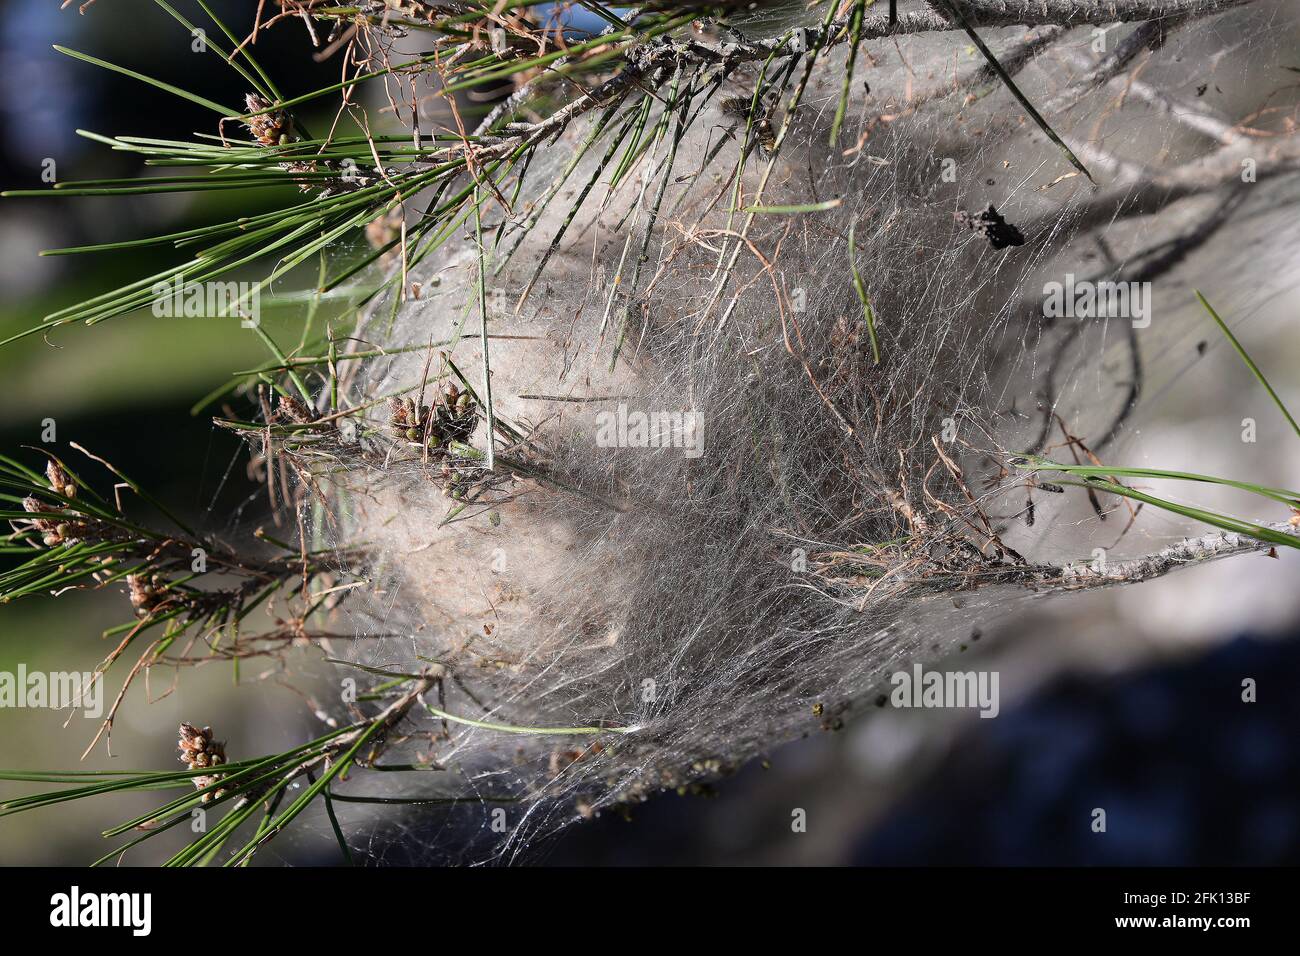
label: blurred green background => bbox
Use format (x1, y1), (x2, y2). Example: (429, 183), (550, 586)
(0, 0), (368, 864)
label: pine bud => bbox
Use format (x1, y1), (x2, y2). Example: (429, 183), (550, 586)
(278, 394), (315, 424)
(243, 93), (293, 148)
(127, 573), (166, 618)
(178, 723), (227, 802)
(46, 461), (77, 499)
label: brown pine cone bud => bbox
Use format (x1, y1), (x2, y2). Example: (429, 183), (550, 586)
(178, 723), (227, 802)
(389, 396), (429, 443)
(435, 383), (478, 443)
(45, 461), (77, 499)
(127, 573), (166, 618)
(22, 496), (59, 530)
(278, 394), (315, 424)
(243, 93), (293, 148)
(22, 495), (92, 546)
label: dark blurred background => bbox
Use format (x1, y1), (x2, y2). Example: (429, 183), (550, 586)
(538, 631), (1300, 865)
(0, 0), (1297, 866)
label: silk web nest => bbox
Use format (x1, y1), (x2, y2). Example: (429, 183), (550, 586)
(267, 1), (1300, 858)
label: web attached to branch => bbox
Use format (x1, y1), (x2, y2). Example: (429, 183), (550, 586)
(281, 1), (1300, 860)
